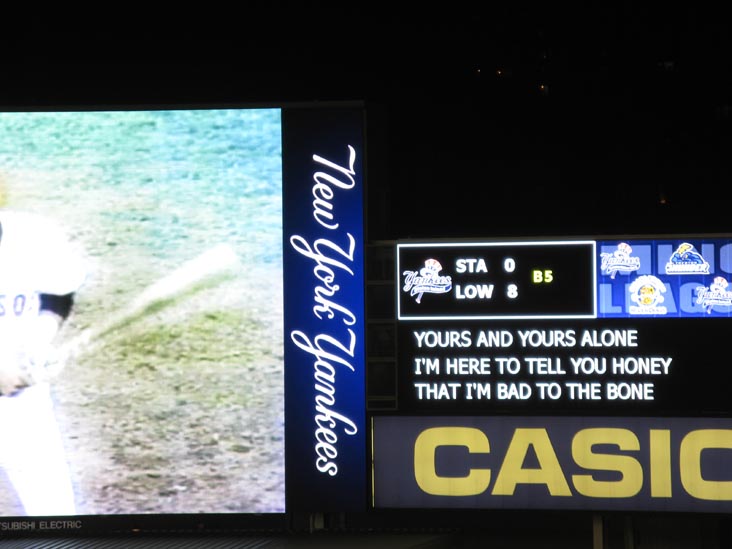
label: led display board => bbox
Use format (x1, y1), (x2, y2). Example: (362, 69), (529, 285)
(398, 241), (597, 320)
(0, 103), (366, 536)
(371, 238), (732, 513)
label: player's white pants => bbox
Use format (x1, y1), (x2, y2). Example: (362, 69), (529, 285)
(0, 382), (76, 516)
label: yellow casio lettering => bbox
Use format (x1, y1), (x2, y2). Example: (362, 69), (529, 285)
(571, 428), (642, 498)
(680, 429), (732, 501)
(649, 429), (672, 497)
(414, 427), (490, 496)
(412, 425), (732, 500)
(492, 428), (571, 496)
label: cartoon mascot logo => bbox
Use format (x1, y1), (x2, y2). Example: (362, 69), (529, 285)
(665, 242), (710, 274)
(629, 275), (668, 315)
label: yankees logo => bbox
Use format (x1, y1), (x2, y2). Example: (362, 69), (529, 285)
(402, 258), (452, 304)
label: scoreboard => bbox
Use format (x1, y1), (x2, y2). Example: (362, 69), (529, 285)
(398, 241), (596, 320)
(372, 237), (732, 513)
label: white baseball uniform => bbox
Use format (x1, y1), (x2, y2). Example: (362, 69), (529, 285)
(0, 210), (86, 516)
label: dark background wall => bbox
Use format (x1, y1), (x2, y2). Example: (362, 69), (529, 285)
(3, 6), (731, 241)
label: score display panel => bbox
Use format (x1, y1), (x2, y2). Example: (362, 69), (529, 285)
(372, 237), (732, 513)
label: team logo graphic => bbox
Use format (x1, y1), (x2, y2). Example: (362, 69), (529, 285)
(665, 243), (710, 274)
(696, 276), (732, 314)
(629, 275), (667, 315)
(402, 258), (452, 303)
(600, 242), (641, 279)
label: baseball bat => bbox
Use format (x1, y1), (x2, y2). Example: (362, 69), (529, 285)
(46, 243), (240, 379)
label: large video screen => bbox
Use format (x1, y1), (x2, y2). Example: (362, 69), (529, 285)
(0, 104), (366, 532)
(372, 238), (732, 513)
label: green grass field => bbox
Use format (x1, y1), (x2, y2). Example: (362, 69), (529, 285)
(0, 108), (285, 514)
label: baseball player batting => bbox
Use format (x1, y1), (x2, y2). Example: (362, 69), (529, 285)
(0, 210), (86, 516)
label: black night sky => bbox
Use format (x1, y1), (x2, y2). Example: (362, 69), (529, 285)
(2, 6), (730, 241)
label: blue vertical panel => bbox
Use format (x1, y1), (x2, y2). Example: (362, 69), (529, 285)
(282, 106), (366, 511)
